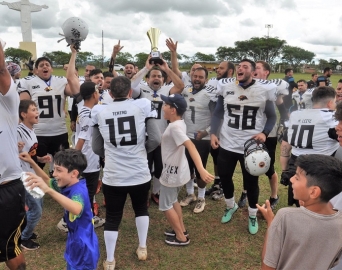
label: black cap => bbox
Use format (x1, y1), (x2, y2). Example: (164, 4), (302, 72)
(80, 81), (97, 99)
(161, 94), (187, 115)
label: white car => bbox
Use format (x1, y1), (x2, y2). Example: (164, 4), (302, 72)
(114, 64), (125, 71)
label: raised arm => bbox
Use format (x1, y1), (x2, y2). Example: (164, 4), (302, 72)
(0, 38), (11, 95)
(65, 44), (80, 96)
(156, 58), (184, 94)
(111, 40), (124, 78)
(131, 55), (153, 98)
(166, 38), (182, 78)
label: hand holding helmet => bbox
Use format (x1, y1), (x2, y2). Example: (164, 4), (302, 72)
(244, 138), (271, 177)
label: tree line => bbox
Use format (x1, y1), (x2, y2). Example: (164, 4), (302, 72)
(4, 36), (342, 72)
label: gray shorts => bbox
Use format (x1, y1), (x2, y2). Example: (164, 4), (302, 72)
(159, 184), (182, 211)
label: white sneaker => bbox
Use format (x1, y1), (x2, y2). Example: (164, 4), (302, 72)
(193, 198), (206, 213)
(56, 218), (68, 233)
(103, 259), (115, 270)
(136, 246), (147, 261)
(179, 194), (197, 207)
(93, 216), (105, 228)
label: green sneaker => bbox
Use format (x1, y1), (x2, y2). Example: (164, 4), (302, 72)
(221, 203), (238, 223)
(248, 216), (258, 235)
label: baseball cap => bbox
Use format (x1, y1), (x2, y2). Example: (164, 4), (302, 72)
(161, 94), (187, 115)
(7, 62), (21, 76)
(80, 81), (97, 99)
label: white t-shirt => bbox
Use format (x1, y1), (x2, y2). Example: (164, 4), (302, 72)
(286, 109), (339, 156)
(17, 123), (38, 173)
(0, 79), (22, 183)
(17, 75), (68, 136)
(160, 120), (190, 187)
(75, 106), (100, 173)
(92, 98), (157, 186)
(216, 78), (276, 154)
(182, 85), (211, 140)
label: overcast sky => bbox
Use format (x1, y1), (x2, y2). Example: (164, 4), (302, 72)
(1, 0), (342, 63)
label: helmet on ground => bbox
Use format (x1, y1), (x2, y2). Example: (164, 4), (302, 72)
(244, 138), (270, 176)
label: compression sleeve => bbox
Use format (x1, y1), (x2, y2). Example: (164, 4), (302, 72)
(262, 100), (277, 136)
(211, 95), (224, 135)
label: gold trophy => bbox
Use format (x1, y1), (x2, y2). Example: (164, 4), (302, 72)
(147, 27), (163, 65)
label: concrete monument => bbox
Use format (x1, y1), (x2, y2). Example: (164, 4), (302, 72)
(1, 0), (48, 59)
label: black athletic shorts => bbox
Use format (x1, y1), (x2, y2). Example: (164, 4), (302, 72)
(0, 179), (26, 262)
(264, 137), (277, 178)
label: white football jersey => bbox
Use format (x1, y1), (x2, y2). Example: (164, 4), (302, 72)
(182, 85), (212, 140)
(17, 123), (38, 173)
(292, 88), (315, 110)
(139, 84), (172, 133)
(17, 75), (68, 136)
(0, 80), (22, 183)
(269, 79), (289, 96)
(286, 109), (339, 156)
(216, 78), (277, 154)
(206, 78), (219, 102)
(75, 106), (100, 173)
(181, 72), (191, 85)
(92, 98), (157, 186)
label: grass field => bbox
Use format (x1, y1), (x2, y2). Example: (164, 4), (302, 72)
(1, 70), (341, 270)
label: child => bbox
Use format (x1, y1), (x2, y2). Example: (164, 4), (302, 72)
(19, 149), (100, 270)
(17, 99), (50, 250)
(257, 154), (342, 270)
(159, 94), (214, 246)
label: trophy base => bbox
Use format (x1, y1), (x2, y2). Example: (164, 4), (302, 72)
(149, 57), (164, 65)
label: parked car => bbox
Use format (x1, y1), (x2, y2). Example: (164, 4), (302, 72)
(114, 64), (125, 71)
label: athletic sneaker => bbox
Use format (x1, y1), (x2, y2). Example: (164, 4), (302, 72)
(151, 193), (160, 205)
(103, 259), (115, 270)
(193, 198), (206, 213)
(93, 202), (99, 216)
(21, 239), (40, 250)
(136, 246), (147, 261)
(205, 184), (220, 196)
(94, 216), (105, 228)
(165, 235), (190, 246)
(248, 215), (258, 235)
(269, 196), (280, 210)
(57, 218), (68, 233)
(211, 189), (224, 201)
(221, 203), (238, 224)
(164, 229), (189, 238)
(29, 233), (38, 240)
(238, 192), (247, 208)
(179, 194), (197, 207)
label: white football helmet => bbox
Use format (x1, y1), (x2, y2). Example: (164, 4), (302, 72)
(244, 138), (271, 176)
(58, 17), (89, 50)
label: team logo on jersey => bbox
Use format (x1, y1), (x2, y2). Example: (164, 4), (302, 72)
(32, 85), (40, 89)
(29, 143), (38, 157)
(44, 86), (53, 92)
(81, 125), (89, 132)
(226, 91), (234, 95)
(188, 87), (193, 93)
(238, 95), (248, 101)
(189, 98), (195, 102)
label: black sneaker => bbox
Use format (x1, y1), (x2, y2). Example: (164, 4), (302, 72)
(29, 233), (38, 240)
(21, 239), (40, 250)
(164, 229), (189, 237)
(165, 236), (190, 246)
(269, 196), (279, 210)
(205, 184), (220, 196)
(238, 192), (247, 208)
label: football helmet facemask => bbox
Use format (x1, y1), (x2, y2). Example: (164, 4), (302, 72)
(58, 17), (88, 51)
(244, 138), (271, 176)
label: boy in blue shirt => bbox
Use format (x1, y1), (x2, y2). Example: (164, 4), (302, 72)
(19, 149), (99, 270)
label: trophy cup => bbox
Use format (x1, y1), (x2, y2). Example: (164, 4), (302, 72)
(147, 27), (163, 65)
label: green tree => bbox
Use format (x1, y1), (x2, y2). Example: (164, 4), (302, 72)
(234, 37), (286, 64)
(318, 59), (330, 71)
(192, 52), (216, 62)
(76, 51), (94, 66)
(215, 46), (240, 62)
(42, 51), (71, 66)
(281, 45), (315, 71)
(134, 52), (149, 68)
(161, 51), (182, 64)
(329, 58), (339, 70)
(115, 52), (134, 65)
(5, 47), (32, 64)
